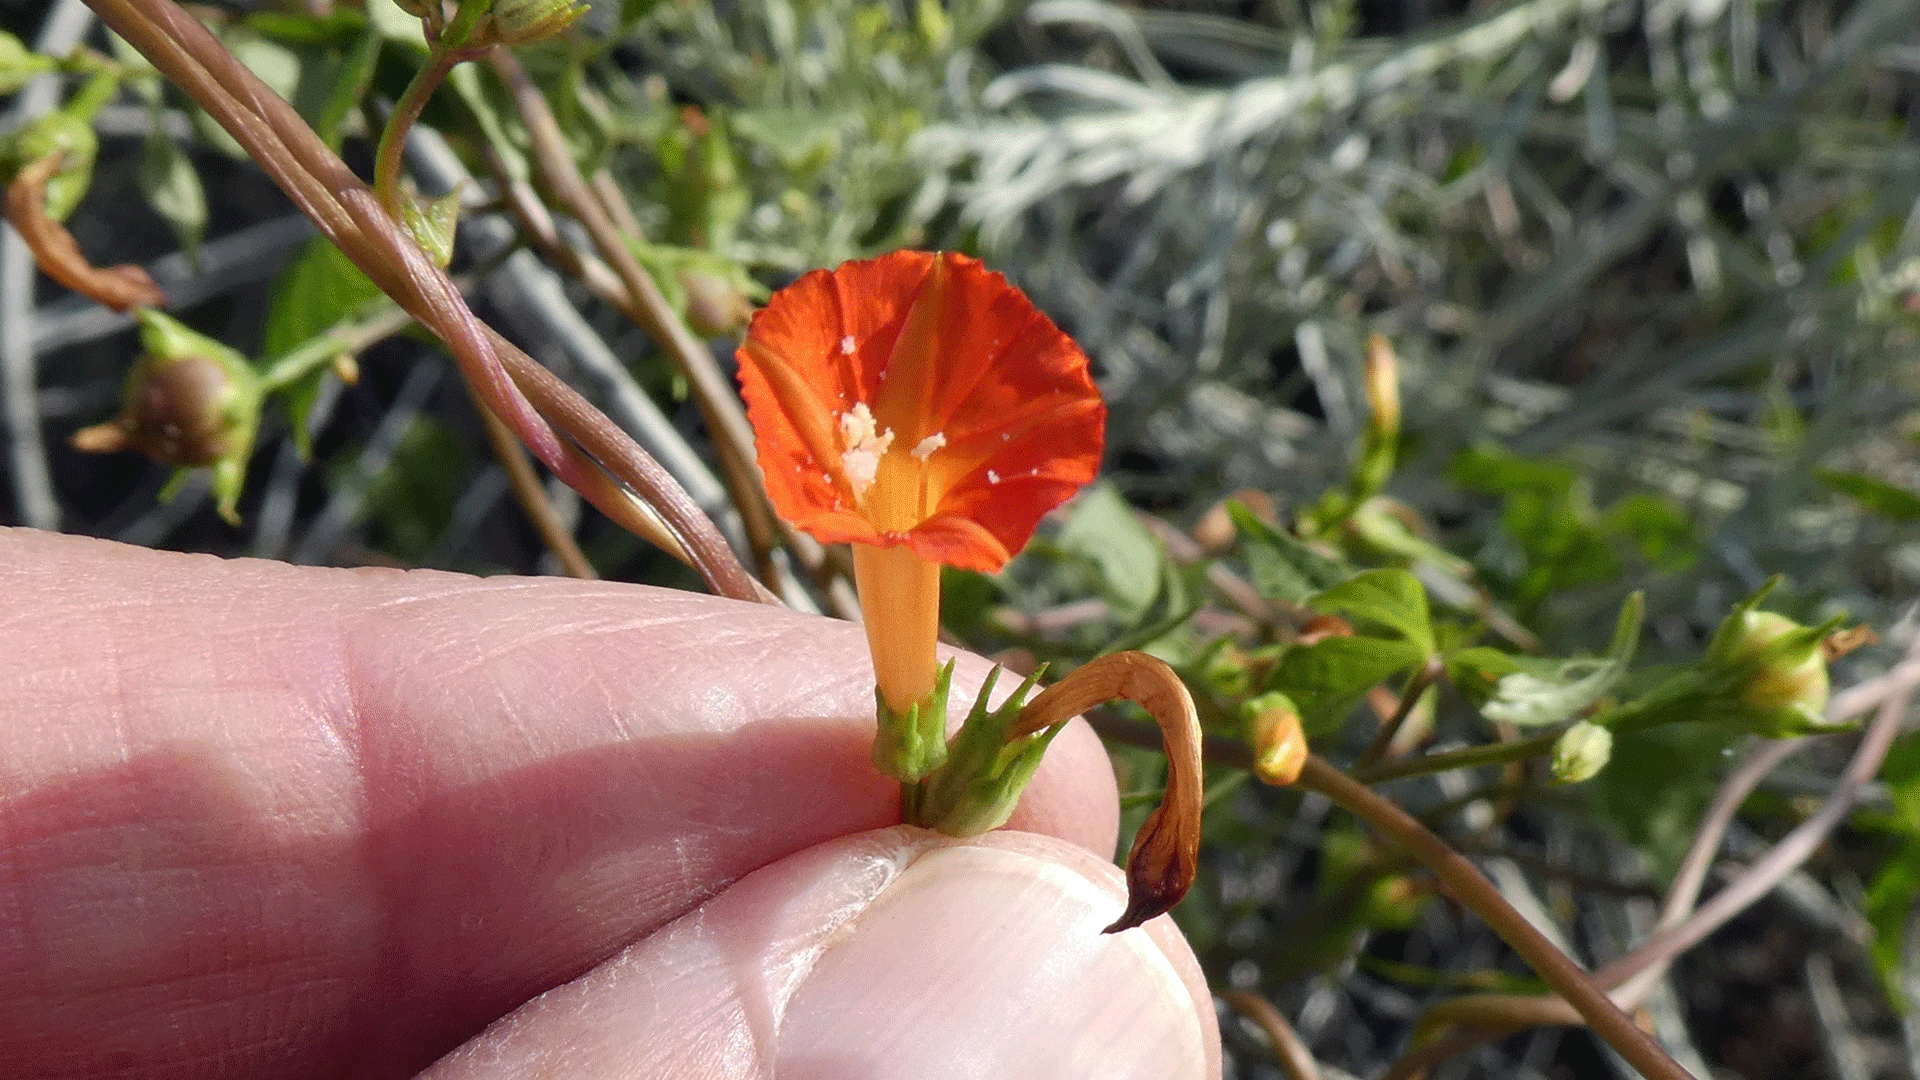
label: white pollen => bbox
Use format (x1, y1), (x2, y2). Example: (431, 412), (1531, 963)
(986, 469), (1001, 484)
(1000, 432), (1011, 441)
(840, 335), (856, 355)
(836, 403), (893, 499)
(910, 432), (946, 461)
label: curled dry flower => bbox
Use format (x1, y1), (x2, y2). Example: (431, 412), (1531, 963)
(5, 154), (164, 312)
(1012, 651), (1204, 933)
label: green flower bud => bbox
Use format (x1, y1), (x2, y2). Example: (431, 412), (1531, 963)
(1551, 719), (1613, 783)
(1, 112), (97, 221)
(1700, 597), (1841, 737)
(1724, 611), (1831, 732)
(72, 311), (262, 524)
(478, 0), (589, 46)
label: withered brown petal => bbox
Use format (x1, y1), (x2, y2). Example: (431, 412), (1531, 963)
(1104, 796), (1201, 934)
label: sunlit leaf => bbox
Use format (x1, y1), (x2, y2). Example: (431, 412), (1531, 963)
(1268, 635), (1424, 735)
(1232, 501), (1349, 604)
(1057, 482), (1163, 622)
(1310, 568), (1434, 655)
(1817, 469), (1920, 520)
(138, 128), (206, 264)
(264, 237), (381, 456)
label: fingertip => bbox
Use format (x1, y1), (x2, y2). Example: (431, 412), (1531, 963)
(422, 828), (1220, 1080)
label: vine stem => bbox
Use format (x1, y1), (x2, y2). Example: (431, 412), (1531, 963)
(1379, 634), (1920, 1078)
(1220, 990), (1324, 1080)
(1290, 754), (1698, 1080)
(85, 0), (759, 600)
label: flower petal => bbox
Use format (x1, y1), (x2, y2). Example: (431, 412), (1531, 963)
(738, 250), (1104, 572)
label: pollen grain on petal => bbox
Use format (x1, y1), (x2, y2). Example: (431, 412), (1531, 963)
(837, 402), (894, 500)
(910, 432), (947, 461)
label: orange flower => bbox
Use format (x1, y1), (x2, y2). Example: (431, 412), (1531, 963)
(738, 251), (1104, 719)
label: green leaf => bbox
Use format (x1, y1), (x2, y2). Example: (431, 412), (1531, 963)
(1445, 645), (1525, 704)
(1232, 501), (1349, 604)
(1310, 569), (1434, 655)
(1817, 469), (1920, 520)
(290, 27), (382, 150)
(1602, 492), (1699, 569)
(1103, 562), (1208, 659)
(731, 106), (846, 171)
(1481, 593), (1643, 727)
(139, 128), (206, 264)
(1588, 724), (1734, 875)
(264, 238), (382, 456)
(1268, 635), (1424, 735)
(1866, 838), (1920, 997)
(1056, 482), (1163, 622)
(0, 31), (54, 94)
(353, 417), (467, 561)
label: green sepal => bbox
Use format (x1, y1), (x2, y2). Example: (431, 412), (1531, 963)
(903, 665), (1060, 837)
(399, 180), (464, 268)
(871, 659), (953, 784)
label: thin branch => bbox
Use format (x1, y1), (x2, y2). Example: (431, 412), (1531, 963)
(1380, 632), (1920, 1076)
(1352, 730), (1560, 785)
(472, 394), (596, 579)
(483, 48), (784, 582)
(1356, 656), (1443, 769)
(1290, 754), (1698, 1080)
(1220, 990), (1325, 1080)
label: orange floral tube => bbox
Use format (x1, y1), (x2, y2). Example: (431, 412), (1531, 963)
(737, 251), (1104, 729)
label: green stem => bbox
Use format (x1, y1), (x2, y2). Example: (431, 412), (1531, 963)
(64, 69), (121, 123)
(1293, 755), (1697, 1080)
(260, 300), (412, 392)
(373, 47), (461, 214)
(1351, 731), (1559, 784)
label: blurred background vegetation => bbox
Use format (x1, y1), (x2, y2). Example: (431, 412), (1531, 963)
(3, 0), (1919, 1076)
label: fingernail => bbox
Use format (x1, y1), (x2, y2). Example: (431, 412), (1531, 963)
(775, 842), (1210, 1079)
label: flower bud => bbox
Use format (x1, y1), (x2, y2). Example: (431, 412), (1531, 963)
(1362, 332), (1400, 438)
(1702, 604), (1839, 737)
(1243, 691), (1307, 785)
(72, 311), (261, 524)
(1551, 719), (1612, 783)
(681, 268), (753, 336)
(479, 0), (589, 46)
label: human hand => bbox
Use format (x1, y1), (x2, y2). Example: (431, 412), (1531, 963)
(0, 528), (1220, 1079)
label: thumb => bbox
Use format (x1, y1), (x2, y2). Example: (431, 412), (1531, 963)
(421, 826), (1221, 1080)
